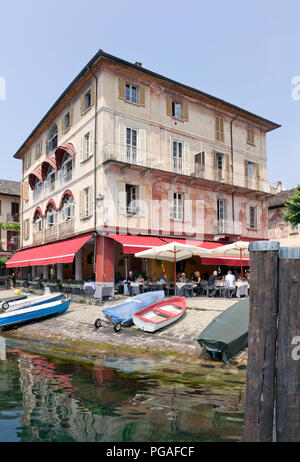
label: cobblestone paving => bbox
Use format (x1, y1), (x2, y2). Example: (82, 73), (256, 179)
(0, 289), (241, 359)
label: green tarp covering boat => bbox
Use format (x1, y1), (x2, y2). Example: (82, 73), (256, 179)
(197, 298), (249, 363)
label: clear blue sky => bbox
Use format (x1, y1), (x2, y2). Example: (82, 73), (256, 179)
(0, 0), (299, 188)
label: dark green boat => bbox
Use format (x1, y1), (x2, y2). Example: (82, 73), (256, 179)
(197, 298), (249, 363)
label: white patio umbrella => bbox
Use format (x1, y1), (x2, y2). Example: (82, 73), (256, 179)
(135, 242), (211, 291)
(209, 240), (250, 278)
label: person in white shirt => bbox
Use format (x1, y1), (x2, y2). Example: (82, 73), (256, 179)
(225, 270), (236, 297)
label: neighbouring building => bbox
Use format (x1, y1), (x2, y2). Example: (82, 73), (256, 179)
(268, 188), (300, 246)
(6, 50), (280, 288)
(0, 179), (20, 258)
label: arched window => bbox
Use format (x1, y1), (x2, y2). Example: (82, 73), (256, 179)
(61, 194), (75, 222)
(47, 124), (58, 155)
(33, 209), (43, 232)
(61, 153), (73, 182)
(33, 179), (44, 201)
(45, 202), (56, 228)
(45, 166), (56, 192)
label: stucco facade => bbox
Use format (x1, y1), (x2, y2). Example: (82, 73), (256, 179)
(11, 50), (280, 284)
(0, 179), (20, 257)
(268, 189), (300, 247)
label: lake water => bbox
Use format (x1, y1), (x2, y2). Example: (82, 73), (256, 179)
(0, 337), (246, 442)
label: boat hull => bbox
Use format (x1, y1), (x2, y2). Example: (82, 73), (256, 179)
(1, 292), (64, 312)
(197, 298), (249, 362)
(133, 297), (186, 332)
(0, 298), (71, 328)
(102, 291), (165, 325)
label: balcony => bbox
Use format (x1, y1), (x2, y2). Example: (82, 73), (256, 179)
(33, 230), (43, 244)
(44, 225), (58, 242)
(214, 219), (242, 236)
(59, 219), (74, 236)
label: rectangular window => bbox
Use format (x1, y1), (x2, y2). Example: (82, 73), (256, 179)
(84, 90), (91, 111)
(249, 206), (257, 229)
(173, 193), (183, 220)
(217, 199), (225, 221)
(195, 151), (205, 176)
(216, 153), (224, 181)
(247, 162), (255, 188)
(64, 112), (70, 130)
(172, 101), (182, 119)
(125, 83), (138, 104)
(215, 116), (224, 142)
(290, 223), (299, 234)
(126, 184), (137, 215)
(35, 141), (42, 160)
(172, 141), (183, 173)
(85, 132), (90, 158)
(126, 128), (137, 163)
(24, 153), (31, 170)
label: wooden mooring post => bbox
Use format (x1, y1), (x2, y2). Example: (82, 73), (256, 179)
(244, 241), (300, 442)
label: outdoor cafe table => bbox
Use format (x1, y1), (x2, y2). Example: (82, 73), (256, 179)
(175, 282), (197, 297)
(235, 281), (249, 298)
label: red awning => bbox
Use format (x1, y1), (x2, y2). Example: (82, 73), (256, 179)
(55, 143), (76, 169)
(28, 169), (44, 190)
(6, 234), (93, 268)
(107, 234), (166, 254)
(201, 257), (250, 266)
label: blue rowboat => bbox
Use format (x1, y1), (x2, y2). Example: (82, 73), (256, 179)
(98, 291), (165, 331)
(0, 292), (64, 312)
(0, 298), (71, 329)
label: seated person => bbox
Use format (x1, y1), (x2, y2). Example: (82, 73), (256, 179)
(158, 272), (167, 282)
(207, 270), (218, 297)
(192, 270), (201, 295)
(225, 270), (236, 297)
(126, 271), (136, 296)
(179, 273), (187, 283)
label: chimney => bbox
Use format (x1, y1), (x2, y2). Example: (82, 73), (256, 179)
(135, 61), (142, 67)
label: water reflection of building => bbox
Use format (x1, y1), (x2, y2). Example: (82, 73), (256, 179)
(6, 350), (245, 442)
(13, 351), (124, 441)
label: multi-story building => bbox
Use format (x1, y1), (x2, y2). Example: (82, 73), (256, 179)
(268, 188), (300, 246)
(0, 179), (20, 258)
(6, 50), (280, 287)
